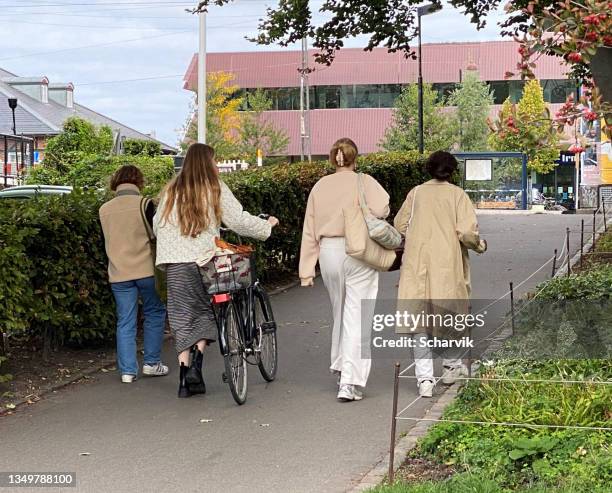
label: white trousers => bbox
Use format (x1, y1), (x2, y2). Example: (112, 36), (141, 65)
(319, 237), (378, 388)
(413, 333), (463, 384)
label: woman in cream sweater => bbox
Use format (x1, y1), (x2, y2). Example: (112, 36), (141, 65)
(299, 138), (390, 402)
(154, 143), (278, 398)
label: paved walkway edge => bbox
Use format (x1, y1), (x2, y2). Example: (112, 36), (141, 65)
(348, 215), (612, 492)
(348, 386), (459, 492)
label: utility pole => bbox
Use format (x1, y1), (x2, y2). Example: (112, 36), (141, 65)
(197, 11), (207, 144)
(299, 37), (311, 162)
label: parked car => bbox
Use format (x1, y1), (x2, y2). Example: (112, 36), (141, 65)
(0, 185), (73, 199)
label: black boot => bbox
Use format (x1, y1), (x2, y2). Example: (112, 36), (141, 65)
(185, 348), (206, 394)
(178, 362), (192, 398)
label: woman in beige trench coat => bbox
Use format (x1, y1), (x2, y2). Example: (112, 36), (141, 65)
(393, 151), (487, 397)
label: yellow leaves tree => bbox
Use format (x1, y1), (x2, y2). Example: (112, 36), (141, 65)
(489, 80), (560, 174)
(183, 71), (243, 159)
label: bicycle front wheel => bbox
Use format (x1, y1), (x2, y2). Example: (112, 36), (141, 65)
(254, 287), (278, 382)
(222, 300), (248, 405)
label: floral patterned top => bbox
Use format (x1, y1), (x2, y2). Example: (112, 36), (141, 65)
(153, 181), (271, 267)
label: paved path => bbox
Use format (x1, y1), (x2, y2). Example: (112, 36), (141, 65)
(0, 214), (585, 493)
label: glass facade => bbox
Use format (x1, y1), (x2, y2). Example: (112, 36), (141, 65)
(238, 79), (577, 111)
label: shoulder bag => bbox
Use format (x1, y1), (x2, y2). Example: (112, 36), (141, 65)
(358, 173), (402, 249)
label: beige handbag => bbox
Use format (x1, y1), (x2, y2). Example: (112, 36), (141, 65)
(343, 181), (397, 271)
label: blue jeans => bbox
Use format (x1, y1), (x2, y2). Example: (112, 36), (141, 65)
(111, 277), (166, 376)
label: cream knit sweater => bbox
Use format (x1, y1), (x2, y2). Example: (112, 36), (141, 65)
(299, 170), (390, 285)
(153, 181), (271, 267)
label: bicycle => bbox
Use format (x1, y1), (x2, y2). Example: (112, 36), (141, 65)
(201, 215), (278, 405)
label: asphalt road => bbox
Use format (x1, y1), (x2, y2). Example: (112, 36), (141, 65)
(0, 213), (586, 493)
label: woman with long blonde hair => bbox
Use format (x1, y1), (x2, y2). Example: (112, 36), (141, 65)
(299, 138), (390, 402)
(154, 143), (278, 398)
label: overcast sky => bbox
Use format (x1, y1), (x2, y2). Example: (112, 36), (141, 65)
(0, 1), (507, 147)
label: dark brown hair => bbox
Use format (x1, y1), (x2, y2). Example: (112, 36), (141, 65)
(426, 151), (458, 182)
(330, 138), (358, 168)
(110, 165), (145, 191)
(159, 143), (222, 238)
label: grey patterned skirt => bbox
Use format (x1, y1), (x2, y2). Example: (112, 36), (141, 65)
(166, 263), (217, 354)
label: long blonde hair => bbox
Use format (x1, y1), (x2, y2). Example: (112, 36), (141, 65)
(160, 143), (222, 238)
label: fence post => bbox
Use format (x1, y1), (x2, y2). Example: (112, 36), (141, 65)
(566, 227), (571, 277)
(388, 362), (401, 483)
(552, 249), (557, 277)
(604, 201), (608, 232)
(509, 282), (515, 335)
(580, 219), (584, 270)
(593, 210), (597, 246)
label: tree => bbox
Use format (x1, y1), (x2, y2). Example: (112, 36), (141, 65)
(447, 70), (494, 151)
(194, 0), (611, 135)
(381, 83), (454, 153)
(182, 71), (243, 159)
(238, 89), (289, 163)
(488, 80), (559, 173)
(43, 117), (113, 171)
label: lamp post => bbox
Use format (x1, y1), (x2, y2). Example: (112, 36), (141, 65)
(416, 3), (442, 154)
(8, 98), (17, 135)
(197, 11), (207, 144)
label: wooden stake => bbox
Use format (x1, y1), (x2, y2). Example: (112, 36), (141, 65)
(389, 362), (401, 483)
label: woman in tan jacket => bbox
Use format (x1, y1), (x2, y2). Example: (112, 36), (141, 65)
(300, 138), (390, 402)
(394, 151), (486, 397)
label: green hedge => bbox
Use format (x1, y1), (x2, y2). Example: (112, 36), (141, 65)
(27, 155), (175, 197)
(2, 152), (434, 354)
(0, 190), (115, 350)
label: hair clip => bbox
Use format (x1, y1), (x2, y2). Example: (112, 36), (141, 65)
(336, 149), (345, 167)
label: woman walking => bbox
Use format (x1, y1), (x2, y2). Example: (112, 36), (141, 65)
(394, 151), (487, 397)
(154, 143), (278, 398)
(299, 138), (390, 402)
(99, 165), (168, 384)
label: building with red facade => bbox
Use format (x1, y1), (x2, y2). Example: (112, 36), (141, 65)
(183, 40), (576, 159)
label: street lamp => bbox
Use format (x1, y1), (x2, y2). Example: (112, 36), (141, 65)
(416, 3), (442, 154)
(8, 98), (17, 135)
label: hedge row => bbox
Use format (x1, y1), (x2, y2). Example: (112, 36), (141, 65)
(27, 155), (175, 197)
(0, 190), (115, 349)
(0, 152), (434, 351)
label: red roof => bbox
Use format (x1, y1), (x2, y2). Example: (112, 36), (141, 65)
(184, 41), (571, 91)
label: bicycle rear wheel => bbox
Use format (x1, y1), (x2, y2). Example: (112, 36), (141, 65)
(254, 287), (278, 382)
(222, 300), (248, 405)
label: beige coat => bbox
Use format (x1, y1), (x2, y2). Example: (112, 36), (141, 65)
(393, 180), (486, 334)
(99, 183), (154, 283)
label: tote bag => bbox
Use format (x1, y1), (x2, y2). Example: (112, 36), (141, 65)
(357, 173), (402, 249)
(140, 198), (167, 300)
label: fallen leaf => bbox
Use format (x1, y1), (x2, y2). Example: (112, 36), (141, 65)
(79, 452), (91, 456)
(260, 423), (270, 428)
(5, 403), (16, 410)
(199, 419), (213, 423)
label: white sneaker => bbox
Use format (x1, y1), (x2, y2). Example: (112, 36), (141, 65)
(337, 384), (356, 402)
(418, 380), (434, 398)
(121, 374), (136, 384)
(142, 362), (169, 377)
(353, 386), (364, 401)
(441, 365), (469, 385)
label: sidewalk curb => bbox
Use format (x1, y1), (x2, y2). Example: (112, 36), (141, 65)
(1, 277), (306, 417)
(348, 216), (612, 491)
(348, 386), (459, 492)
(1, 334), (173, 417)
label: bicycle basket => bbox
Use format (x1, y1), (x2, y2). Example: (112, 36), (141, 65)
(200, 252), (253, 294)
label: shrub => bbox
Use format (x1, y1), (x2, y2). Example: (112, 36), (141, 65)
(595, 232), (612, 253)
(27, 155), (175, 197)
(123, 139), (163, 157)
(42, 117), (114, 171)
(0, 191), (115, 350)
